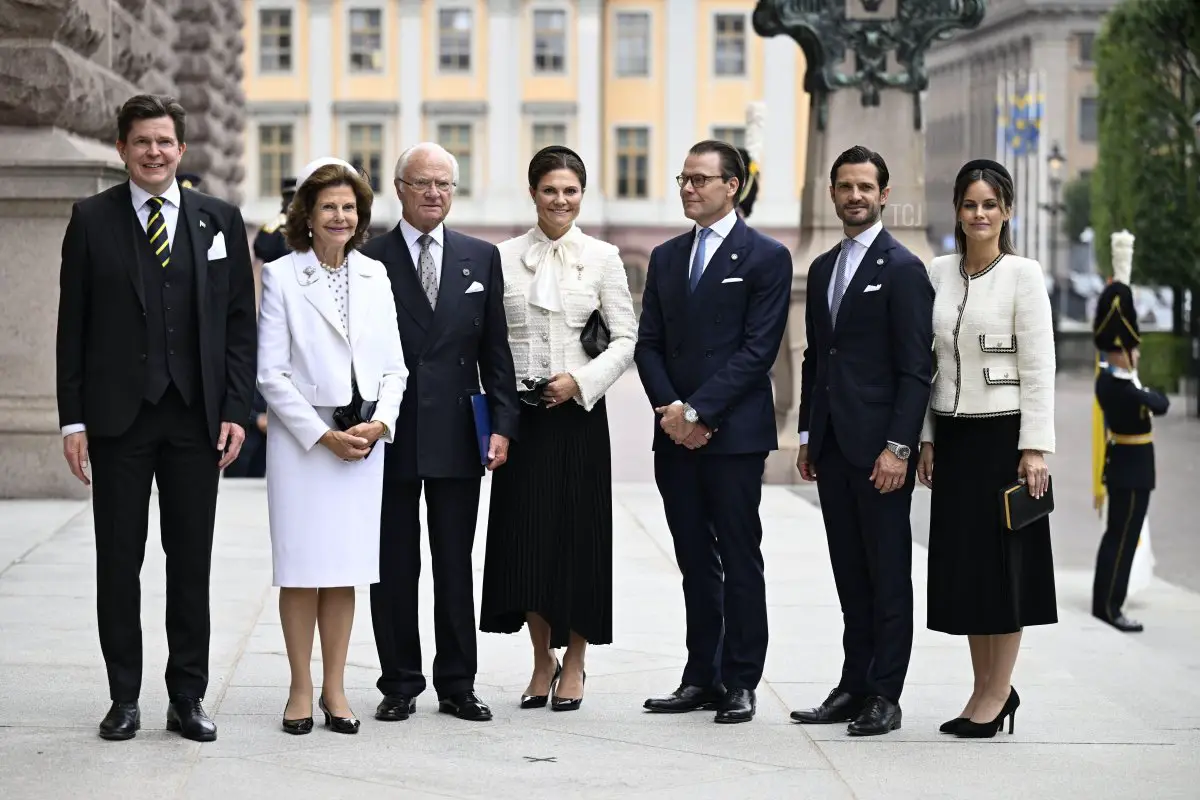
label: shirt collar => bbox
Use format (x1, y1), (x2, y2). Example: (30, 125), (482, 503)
(847, 219), (884, 250)
(400, 217), (444, 250)
(697, 208), (739, 240)
(129, 179), (181, 212)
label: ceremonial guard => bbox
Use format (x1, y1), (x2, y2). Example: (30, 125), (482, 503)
(252, 177), (296, 264)
(1091, 230), (1169, 633)
(177, 172), (203, 191)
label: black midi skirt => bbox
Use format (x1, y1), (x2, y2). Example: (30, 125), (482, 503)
(480, 397), (613, 647)
(926, 413), (1058, 635)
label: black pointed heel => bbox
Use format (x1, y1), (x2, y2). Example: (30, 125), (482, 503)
(939, 717), (969, 734)
(521, 660), (562, 709)
(955, 688), (1020, 739)
(281, 702), (314, 735)
(551, 670), (586, 712)
(318, 695), (360, 734)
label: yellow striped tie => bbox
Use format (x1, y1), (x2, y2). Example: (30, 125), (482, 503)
(146, 196), (171, 268)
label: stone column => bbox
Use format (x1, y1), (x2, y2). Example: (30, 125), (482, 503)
(398, 0), (424, 150)
(484, 0), (521, 219)
(309, 0), (334, 158)
(575, 0), (604, 227)
(664, 0), (698, 197)
(0, 0), (180, 498)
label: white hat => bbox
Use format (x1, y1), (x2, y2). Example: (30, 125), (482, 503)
(296, 157), (358, 188)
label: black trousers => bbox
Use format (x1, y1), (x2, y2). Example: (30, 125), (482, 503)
(654, 449), (768, 691)
(814, 425), (914, 703)
(87, 387), (219, 703)
(371, 477), (481, 699)
(1092, 487), (1151, 621)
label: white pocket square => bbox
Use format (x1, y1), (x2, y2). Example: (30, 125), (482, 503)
(863, 283), (882, 293)
(464, 281), (484, 294)
(206, 231), (227, 260)
(721, 277), (744, 284)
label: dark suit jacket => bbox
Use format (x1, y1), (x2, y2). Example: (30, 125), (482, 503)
(360, 224), (519, 480)
(56, 181), (257, 445)
(634, 216), (792, 455)
(797, 227), (934, 468)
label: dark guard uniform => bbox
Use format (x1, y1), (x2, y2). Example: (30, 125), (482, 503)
(1091, 273), (1169, 632)
(252, 177), (296, 264)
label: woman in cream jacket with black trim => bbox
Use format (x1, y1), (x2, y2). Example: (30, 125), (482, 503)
(480, 146), (637, 712)
(916, 159), (1057, 739)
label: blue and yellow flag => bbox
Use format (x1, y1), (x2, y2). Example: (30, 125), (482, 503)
(997, 91), (1044, 156)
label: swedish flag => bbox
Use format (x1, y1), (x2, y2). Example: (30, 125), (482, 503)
(997, 91), (1044, 156)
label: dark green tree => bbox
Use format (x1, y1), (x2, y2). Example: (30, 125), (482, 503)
(1062, 177), (1091, 243)
(1092, 0), (1200, 334)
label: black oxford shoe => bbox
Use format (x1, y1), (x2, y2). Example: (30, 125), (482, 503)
(99, 701), (140, 741)
(790, 688), (867, 724)
(714, 688), (756, 724)
(375, 695), (417, 721)
(643, 684), (726, 713)
(1096, 612), (1144, 633)
(166, 698), (217, 742)
(847, 696), (902, 736)
(438, 691), (493, 721)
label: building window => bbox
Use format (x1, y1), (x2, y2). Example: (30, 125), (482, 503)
(1078, 32), (1095, 64)
(258, 9), (292, 72)
(533, 9), (567, 74)
(615, 12), (650, 77)
(1079, 97), (1098, 142)
(437, 123), (473, 197)
(258, 124), (294, 198)
(714, 14), (746, 76)
(532, 123), (567, 156)
(347, 124), (384, 190)
(349, 8), (383, 73)
(438, 8), (472, 72)
(712, 126), (746, 148)
(616, 127), (649, 199)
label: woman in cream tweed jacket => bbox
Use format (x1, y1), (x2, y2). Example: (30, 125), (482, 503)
(480, 146), (637, 712)
(917, 158), (1057, 740)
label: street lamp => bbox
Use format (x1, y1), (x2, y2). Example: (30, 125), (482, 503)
(1191, 112), (1200, 416)
(1041, 142), (1068, 351)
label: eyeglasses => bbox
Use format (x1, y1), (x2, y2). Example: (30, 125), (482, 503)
(399, 177), (456, 194)
(676, 174), (727, 189)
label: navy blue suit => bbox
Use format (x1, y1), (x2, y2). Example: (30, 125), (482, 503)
(797, 227), (933, 703)
(635, 216), (791, 691)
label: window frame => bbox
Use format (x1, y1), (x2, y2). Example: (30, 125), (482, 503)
(437, 6), (473, 74)
(347, 6), (385, 75)
(712, 12), (748, 78)
(435, 121), (475, 198)
(257, 6), (294, 74)
(614, 10), (651, 78)
(257, 122), (295, 199)
(614, 125), (651, 200)
(532, 7), (568, 75)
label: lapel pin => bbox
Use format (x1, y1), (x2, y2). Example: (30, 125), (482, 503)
(199, 220), (206, 228)
(462, 267), (470, 276)
(877, 258), (884, 265)
(301, 266), (317, 285)
(731, 253), (739, 261)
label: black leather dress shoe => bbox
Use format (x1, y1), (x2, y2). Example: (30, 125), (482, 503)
(714, 688), (755, 724)
(166, 698), (217, 742)
(847, 696), (902, 736)
(643, 684), (726, 713)
(99, 701), (140, 741)
(790, 688), (867, 724)
(438, 691), (493, 721)
(375, 695), (417, 721)
(1096, 612), (1144, 632)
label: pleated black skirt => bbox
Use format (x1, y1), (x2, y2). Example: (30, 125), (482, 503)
(926, 414), (1058, 635)
(480, 397), (613, 647)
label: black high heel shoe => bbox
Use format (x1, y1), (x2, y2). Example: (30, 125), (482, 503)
(939, 717), (968, 735)
(521, 659), (562, 709)
(956, 687), (1020, 738)
(551, 670), (586, 712)
(281, 702), (314, 735)
(318, 694), (361, 734)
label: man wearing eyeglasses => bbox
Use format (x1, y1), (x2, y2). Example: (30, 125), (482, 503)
(635, 140), (793, 724)
(361, 142), (519, 724)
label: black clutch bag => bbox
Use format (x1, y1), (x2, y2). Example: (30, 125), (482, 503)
(580, 309), (610, 359)
(332, 383), (379, 452)
(1000, 476), (1054, 531)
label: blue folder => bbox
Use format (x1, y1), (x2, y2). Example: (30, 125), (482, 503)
(470, 393), (491, 465)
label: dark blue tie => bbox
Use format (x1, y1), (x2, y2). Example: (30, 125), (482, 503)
(689, 227), (711, 293)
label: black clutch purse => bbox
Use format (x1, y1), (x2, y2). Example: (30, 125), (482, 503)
(518, 376), (551, 408)
(332, 383), (379, 452)
(580, 309), (610, 358)
(1000, 476), (1054, 531)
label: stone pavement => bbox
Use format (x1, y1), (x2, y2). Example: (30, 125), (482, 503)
(2, 371), (1200, 799)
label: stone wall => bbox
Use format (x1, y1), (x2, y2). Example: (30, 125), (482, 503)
(0, 1), (245, 498)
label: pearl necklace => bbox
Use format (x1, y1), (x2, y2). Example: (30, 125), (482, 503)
(319, 255), (348, 274)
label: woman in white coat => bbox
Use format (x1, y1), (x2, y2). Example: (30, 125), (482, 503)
(257, 158), (407, 735)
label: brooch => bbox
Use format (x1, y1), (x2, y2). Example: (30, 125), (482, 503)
(462, 267), (471, 276)
(575, 263), (584, 280)
(300, 265), (318, 286)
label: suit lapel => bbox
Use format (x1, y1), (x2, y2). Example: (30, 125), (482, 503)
(692, 217), (750, 298)
(813, 243), (840, 334)
(179, 189), (209, 332)
(294, 250), (347, 341)
(384, 226), (434, 332)
(347, 251), (375, 350)
(834, 228), (893, 335)
(112, 185), (147, 309)
(428, 229), (471, 345)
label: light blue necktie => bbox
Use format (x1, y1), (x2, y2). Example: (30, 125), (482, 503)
(829, 238), (853, 325)
(689, 227), (711, 293)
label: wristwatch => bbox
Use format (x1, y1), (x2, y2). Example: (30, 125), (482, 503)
(886, 441), (911, 460)
(682, 403), (700, 424)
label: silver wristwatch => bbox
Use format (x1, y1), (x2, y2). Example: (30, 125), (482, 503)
(886, 441), (911, 460)
(682, 403), (700, 424)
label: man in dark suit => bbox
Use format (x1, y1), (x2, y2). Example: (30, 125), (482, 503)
(790, 145), (933, 736)
(635, 140), (792, 724)
(56, 94), (257, 742)
(362, 143), (519, 723)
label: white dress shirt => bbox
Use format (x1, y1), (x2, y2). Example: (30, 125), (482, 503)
(62, 179), (184, 437)
(686, 208), (739, 283)
(399, 217), (444, 289)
